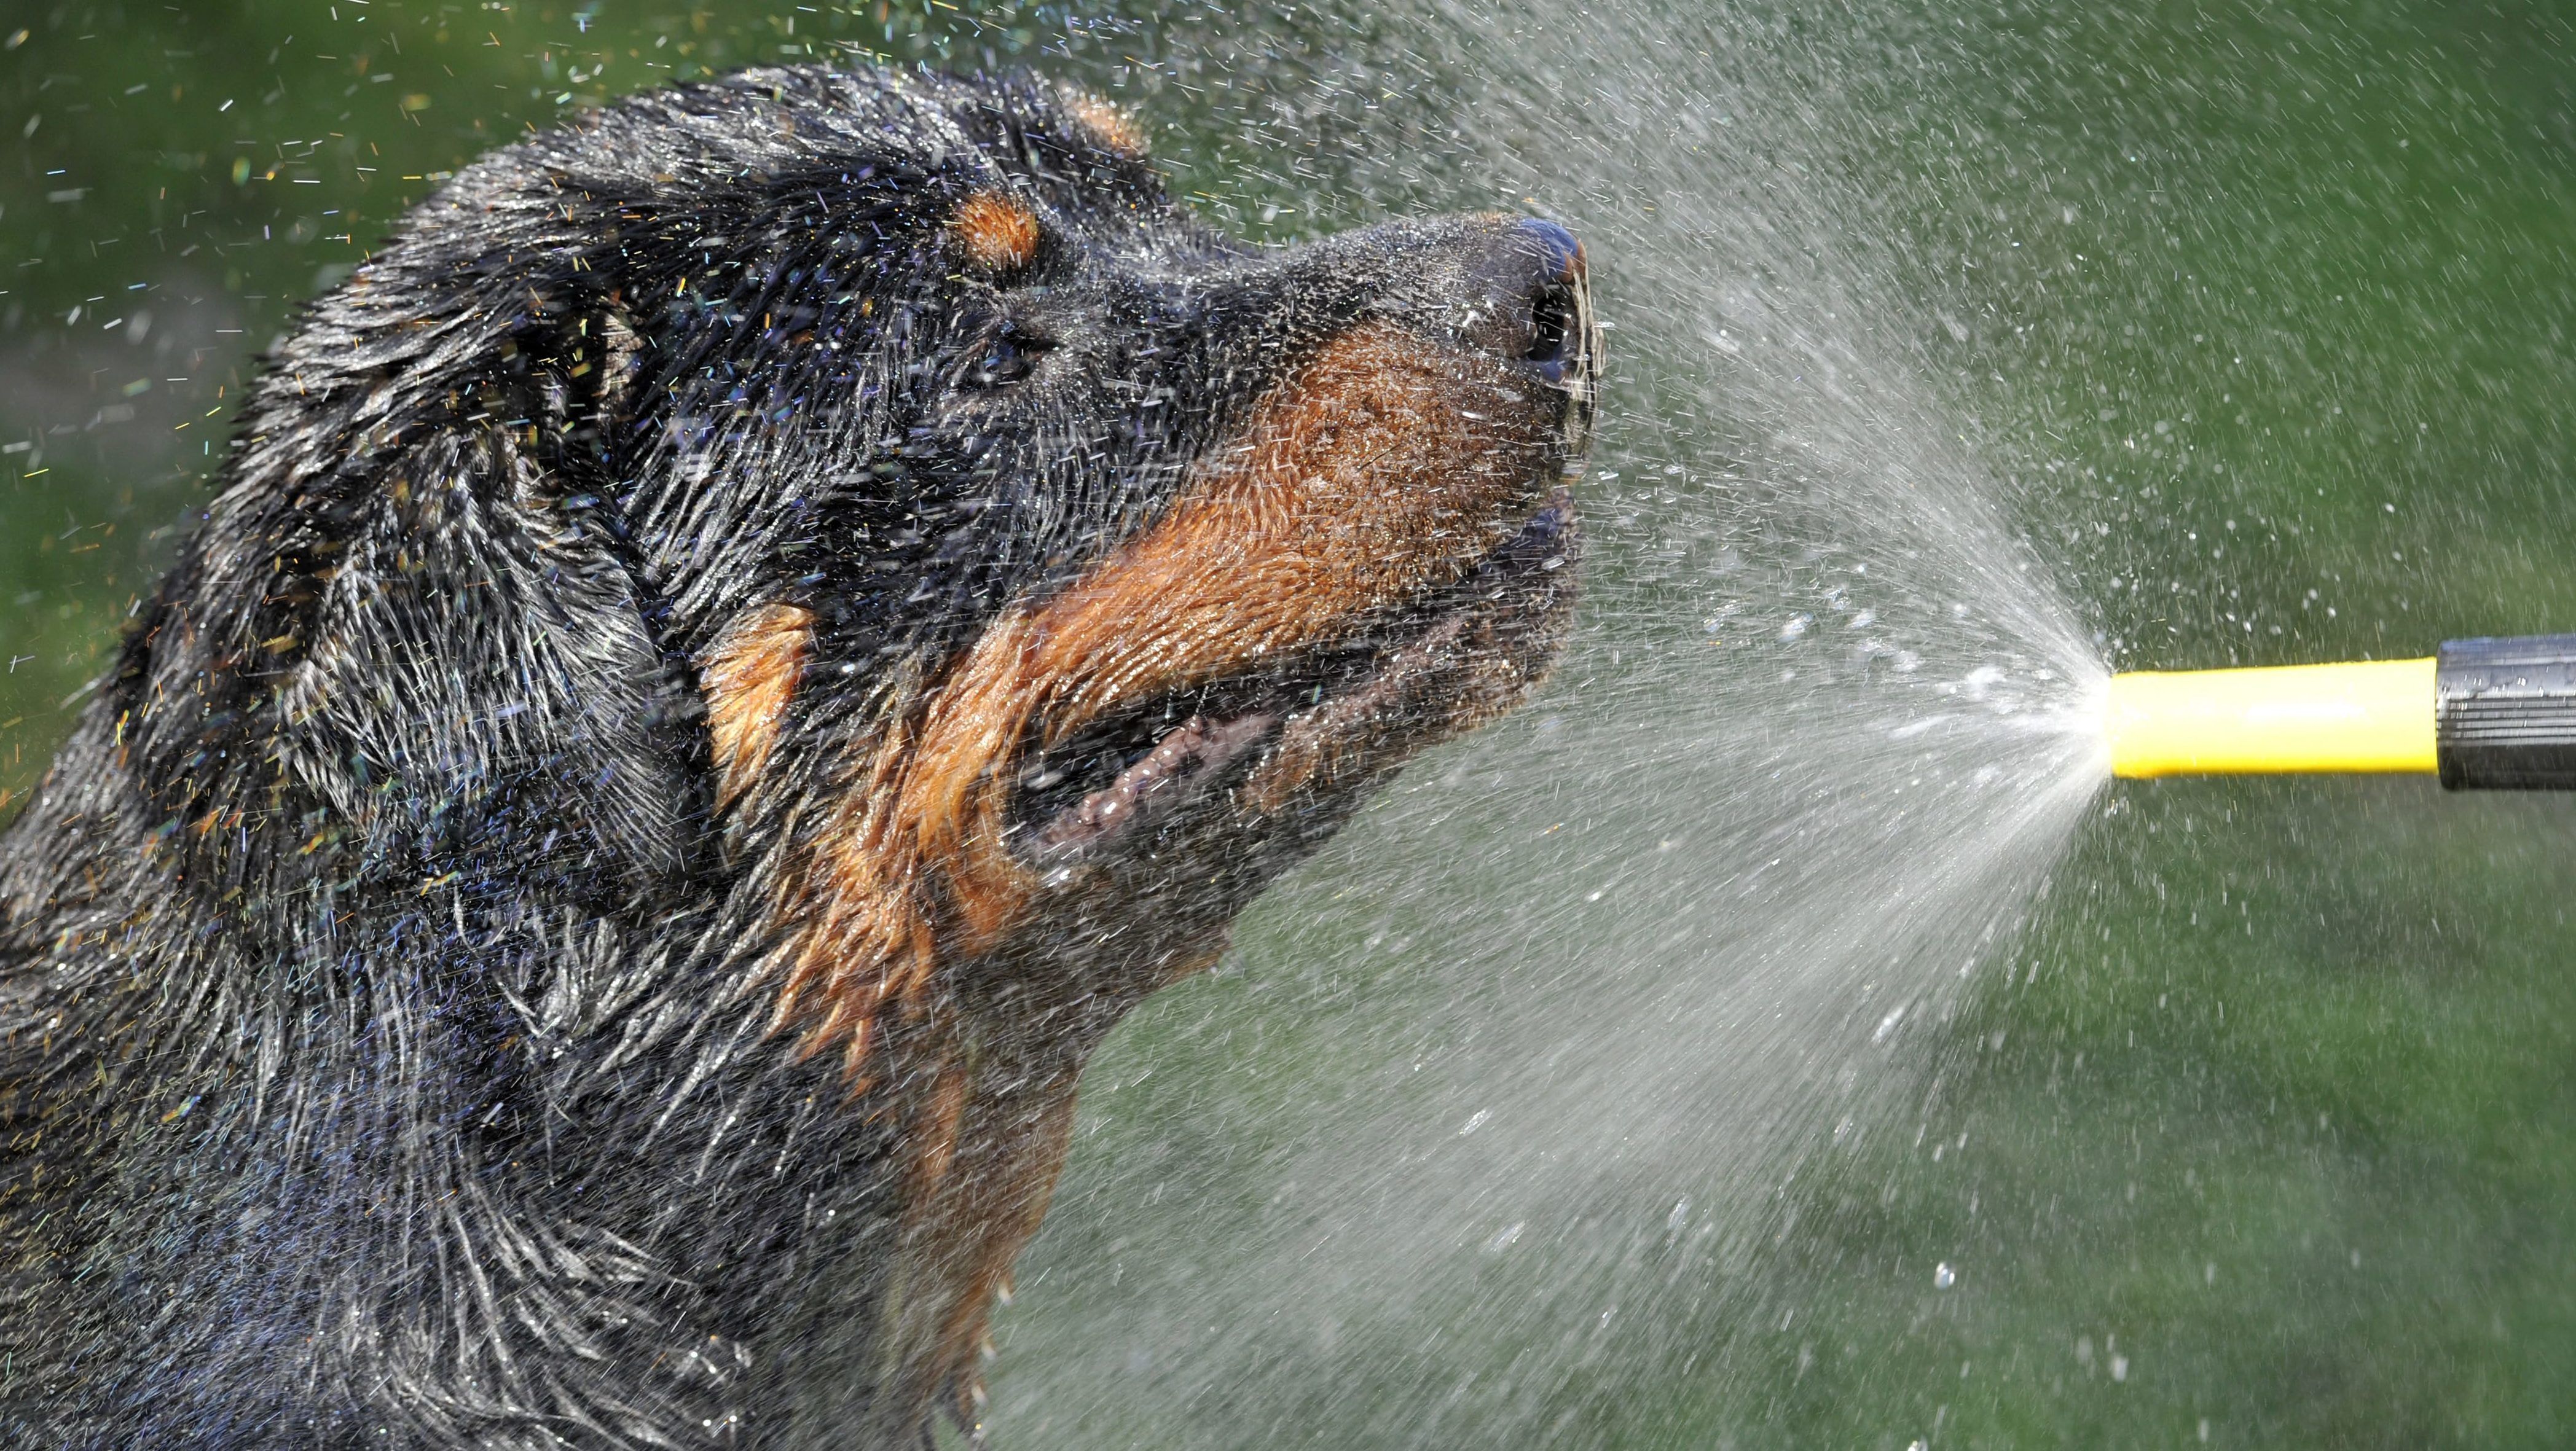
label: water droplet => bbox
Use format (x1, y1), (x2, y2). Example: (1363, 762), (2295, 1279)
(1871, 1004), (1906, 1044)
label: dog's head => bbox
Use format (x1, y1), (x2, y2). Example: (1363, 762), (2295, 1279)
(546, 69), (1600, 1071)
(153, 65), (1594, 1071)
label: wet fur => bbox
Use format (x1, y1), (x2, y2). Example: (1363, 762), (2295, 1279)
(0, 65), (1587, 1449)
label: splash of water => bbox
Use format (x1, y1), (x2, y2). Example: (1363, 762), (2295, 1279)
(988, 1), (2116, 1442)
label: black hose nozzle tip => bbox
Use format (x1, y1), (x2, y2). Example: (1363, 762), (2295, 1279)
(2435, 634), (2576, 790)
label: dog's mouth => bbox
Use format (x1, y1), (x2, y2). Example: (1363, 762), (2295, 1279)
(1007, 492), (1578, 866)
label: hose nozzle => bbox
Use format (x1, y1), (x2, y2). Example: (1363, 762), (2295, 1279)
(2106, 634), (2576, 789)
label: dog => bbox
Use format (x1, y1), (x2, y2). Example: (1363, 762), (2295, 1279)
(0, 64), (1594, 1448)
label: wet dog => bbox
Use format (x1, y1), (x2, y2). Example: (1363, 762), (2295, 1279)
(0, 65), (1594, 1448)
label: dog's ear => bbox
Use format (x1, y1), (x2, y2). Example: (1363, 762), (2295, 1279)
(135, 295), (701, 906)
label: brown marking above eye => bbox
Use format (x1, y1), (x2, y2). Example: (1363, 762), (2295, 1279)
(950, 189), (1042, 273)
(701, 601), (815, 808)
(1063, 93), (1147, 158)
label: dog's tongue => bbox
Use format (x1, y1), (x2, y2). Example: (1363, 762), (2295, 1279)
(1035, 710), (1277, 853)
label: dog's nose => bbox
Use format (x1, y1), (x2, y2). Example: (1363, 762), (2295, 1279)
(1512, 219), (1585, 381)
(1453, 217), (1596, 394)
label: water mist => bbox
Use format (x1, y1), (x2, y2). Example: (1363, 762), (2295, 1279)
(985, 1), (2118, 1445)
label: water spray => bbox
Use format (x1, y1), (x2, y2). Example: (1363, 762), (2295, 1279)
(2106, 634), (2576, 788)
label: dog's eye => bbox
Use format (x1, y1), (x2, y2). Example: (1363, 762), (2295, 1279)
(965, 323), (1053, 390)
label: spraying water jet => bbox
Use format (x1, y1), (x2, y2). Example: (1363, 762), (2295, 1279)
(2106, 633), (2576, 788)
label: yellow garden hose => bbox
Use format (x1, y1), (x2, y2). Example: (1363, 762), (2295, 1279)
(2105, 635), (2576, 789)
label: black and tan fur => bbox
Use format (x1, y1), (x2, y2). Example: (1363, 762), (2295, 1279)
(0, 65), (1596, 1448)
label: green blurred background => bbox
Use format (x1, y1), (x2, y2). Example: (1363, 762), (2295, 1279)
(6, 1), (2575, 1447)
